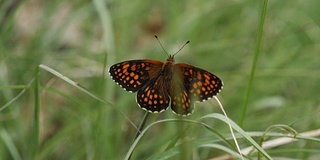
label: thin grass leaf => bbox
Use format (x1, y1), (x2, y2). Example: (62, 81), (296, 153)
(200, 144), (246, 160)
(201, 113), (272, 160)
(93, 0), (115, 100)
(213, 96), (243, 159)
(38, 64), (139, 131)
(239, 0), (269, 126)
(30, 65), (40, 159)
(125, 119), (202, 160)
(34, 122), (80, 160)
(0, 128), (22, 160)
(125, 118), (242, 160)
(240, 129), (320, 156)
(0, 80), (34, 112)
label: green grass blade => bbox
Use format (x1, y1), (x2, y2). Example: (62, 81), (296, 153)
(125, 119), (203, 160)
(201, 113), (272, 160)
(0, 81), (33, 112)
(0, 128), (22, 160)
(30, 65), (40, 159)
(239, 0), (269, 126)
(126, 118), (246, 160)
(93, 0), (115, 100)
(38, 64), (139, 131)
(199, 144), (245, 159)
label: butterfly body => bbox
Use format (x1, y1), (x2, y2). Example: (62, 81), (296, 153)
(109, 55), (223, 116)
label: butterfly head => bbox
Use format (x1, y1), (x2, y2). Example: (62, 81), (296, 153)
(166, 54), (175, 63)
(154, 35), (189, 63)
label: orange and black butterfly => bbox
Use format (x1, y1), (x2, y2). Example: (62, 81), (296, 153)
(109, 36), (223, 116)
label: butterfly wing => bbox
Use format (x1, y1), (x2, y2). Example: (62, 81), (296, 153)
(109, 59), (163, 92)
(136, 75), (171, 113)
(169, 74), (193, 115)
(175, 63), (223, 101)
(170, 63), (223, 115)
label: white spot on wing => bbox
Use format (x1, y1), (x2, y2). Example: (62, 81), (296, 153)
(171, 110), (192, 116)
(136, 95), (168, 113)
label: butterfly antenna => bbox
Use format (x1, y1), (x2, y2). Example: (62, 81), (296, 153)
(155, 35), (170, 57)
(173, 40), (190, 56)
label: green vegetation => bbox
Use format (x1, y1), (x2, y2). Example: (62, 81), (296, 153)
(1, 0), (319, 159)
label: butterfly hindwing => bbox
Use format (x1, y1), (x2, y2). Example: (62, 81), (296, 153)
(169, 74), (194, 115)
(109, 60), (163, 92)
(136, 76), (170, 113)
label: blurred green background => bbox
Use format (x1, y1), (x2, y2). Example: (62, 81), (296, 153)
(1, 0), (320, 159)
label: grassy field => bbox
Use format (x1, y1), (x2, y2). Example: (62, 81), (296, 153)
(1, 0), (320, 159)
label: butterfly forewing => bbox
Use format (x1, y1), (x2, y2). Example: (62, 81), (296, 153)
(174, 63), (223, 102)
(109, 60), (163, 92)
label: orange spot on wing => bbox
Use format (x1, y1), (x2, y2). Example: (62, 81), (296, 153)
(123, 63), (130, 69)
(203, 73), (210, 80)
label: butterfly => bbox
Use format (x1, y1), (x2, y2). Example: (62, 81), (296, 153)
(109, 37), (223, 116)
